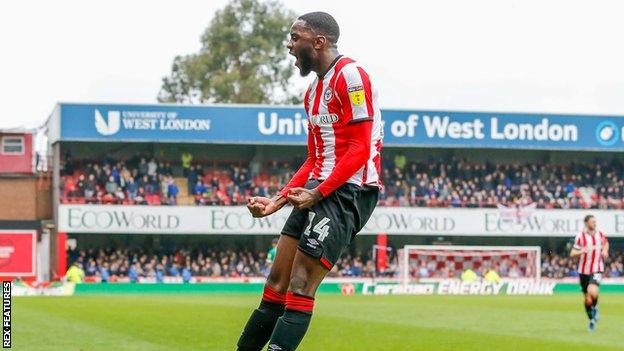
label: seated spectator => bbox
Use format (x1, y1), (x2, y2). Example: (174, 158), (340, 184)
(193, 180), (206, 196)
(84, 174), (97, 200)
(76, 174), (86, 197)
(105, 176), (117, 195)
(167, 177), (179, 205)
(182, 264), (192, 283)
(126, 177), (138, 200)
(114, 187), (126, 202)
(169, 263), (180, 277)
(100, 263), (110, 283)
(128, 263), (139, 283)
(156, 265), (165, 283)
(134, 187), (147, 205)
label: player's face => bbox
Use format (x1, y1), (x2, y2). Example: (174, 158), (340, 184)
(586, 217), (596, 231)
(287, 21), (316, 77)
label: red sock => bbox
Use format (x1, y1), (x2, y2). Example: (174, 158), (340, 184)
(285, 291), (315, 313)
(262, 285), (286, 305)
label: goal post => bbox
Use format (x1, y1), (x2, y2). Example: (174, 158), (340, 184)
(399, 245), (541, 285)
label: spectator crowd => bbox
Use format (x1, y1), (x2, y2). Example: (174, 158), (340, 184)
(61, 153), (295, 206)
(66, 246), (378, 282)
(382, 154), (624, 209)
(66, 246), (624, 282)
(61, 152), (624, 209)
(541, 251), (624, 278)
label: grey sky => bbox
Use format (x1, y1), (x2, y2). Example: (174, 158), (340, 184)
(1, 0), (623, 130)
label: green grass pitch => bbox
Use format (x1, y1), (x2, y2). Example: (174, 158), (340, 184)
(13, 294), (624, 350)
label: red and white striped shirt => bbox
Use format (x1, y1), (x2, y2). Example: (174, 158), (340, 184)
(281, 56), (383, 197)
(573, 230), (608, 274)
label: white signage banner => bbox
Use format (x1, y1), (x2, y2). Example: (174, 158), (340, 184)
(57, 204), (624, 237)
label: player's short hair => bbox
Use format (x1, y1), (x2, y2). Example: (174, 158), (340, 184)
(584, 214), (595, 223)
(298, 12), (340, 46)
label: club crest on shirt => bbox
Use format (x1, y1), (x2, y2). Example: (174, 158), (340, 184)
(348, 84), (365, 106)
(323, 87), (334, 102)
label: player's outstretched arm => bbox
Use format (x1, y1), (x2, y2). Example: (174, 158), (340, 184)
(246, 195), (288, 218)
(278, 126), (317, 198)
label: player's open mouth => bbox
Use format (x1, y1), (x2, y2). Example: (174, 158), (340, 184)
(289, 51), (299, 68)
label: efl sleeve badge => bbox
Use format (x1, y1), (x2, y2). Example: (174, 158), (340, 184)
(347, 84), (365, 106)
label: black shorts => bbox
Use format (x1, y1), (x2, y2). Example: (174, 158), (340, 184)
(281, 179), (379, 270)
(579, 273), (602, 293)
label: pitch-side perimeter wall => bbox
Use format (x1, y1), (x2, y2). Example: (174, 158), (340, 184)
(58, 205), (624, 237)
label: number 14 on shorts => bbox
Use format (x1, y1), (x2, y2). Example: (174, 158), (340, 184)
(304, 212), (331, 241)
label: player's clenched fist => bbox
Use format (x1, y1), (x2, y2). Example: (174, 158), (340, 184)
(246, 196), (270, 217)
(287, 187), (323, 209)
(246, 196), (284, 218)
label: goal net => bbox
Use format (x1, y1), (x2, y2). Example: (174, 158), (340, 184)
(398, 245), (541, 285)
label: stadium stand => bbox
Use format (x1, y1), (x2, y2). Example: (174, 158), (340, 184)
(60, 153), (624, 209)
(67, 246), (378, 281)
(66, 246), (623, 281)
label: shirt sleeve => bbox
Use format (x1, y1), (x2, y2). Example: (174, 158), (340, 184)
(573, 233), (583, 250)
(334, 64), (374, 123)
(316, 116), (373, 197)
(279, 125), (316, 197)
